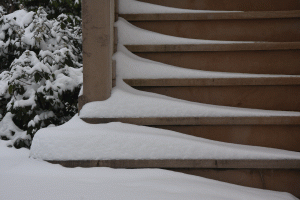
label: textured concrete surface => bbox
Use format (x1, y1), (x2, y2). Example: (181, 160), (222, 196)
(138, 0), (300, 11)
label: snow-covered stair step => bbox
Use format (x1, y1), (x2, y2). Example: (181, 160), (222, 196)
(124, 77), (300, 111)
(115, 18), (300, 74)
(126, 42), (300, 74)
(136, 0), (300, 11)
(80, 80), (300, 151)
(121, 10), (300, 42)
(83, 116), (300, 152)
(31, 115), (300, 197)
(116, 45), (300, 111)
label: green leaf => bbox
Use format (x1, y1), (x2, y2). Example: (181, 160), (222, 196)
(67, 16), (72, 23)
(19, 86), (25, 95)
(45, 73), (50, 80)
(65, 55), (74, 67)
(8, 85), (14, 95)
(34, 73), (41, 82)
(60, 23), (66, 29)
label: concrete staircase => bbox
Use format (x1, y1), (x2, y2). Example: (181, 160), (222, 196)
(78, 0), (300, 197)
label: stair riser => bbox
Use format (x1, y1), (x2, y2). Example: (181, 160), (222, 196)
(151, 125), (300, 151)
(134, 50), (300, 74)
(173, 169), (300, 198)
(138, 0), (300, 11)
(130, 18), (300, 42)
(131, 85), (300, 111)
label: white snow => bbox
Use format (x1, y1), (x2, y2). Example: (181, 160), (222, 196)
(1, 141), (298, 200)
(30, 114), (300, 160)
(4, 10), (30, 27)
(0, 113), (29, 145)
(119, 0), (241, 14)
(115, 18), (252, 45)
(80, 78), (300, 118)
(115, 45), (300, 79)
(0, 77), (8, 96)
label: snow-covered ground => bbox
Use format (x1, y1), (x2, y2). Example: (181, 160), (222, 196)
(1, 140), (298, 200)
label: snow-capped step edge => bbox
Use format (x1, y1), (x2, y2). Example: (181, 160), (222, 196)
(115, 44), (300, 80)
(123, 78), (300, 112)
(47, 159), (300, 169)
(123, 12), (300, 42)
(124, 77), (300, 86)
(80, 79), (300, 119)
(81, 116), (300, 126)
(125, 42), (300, 52)
(120, 10), (300, 21)
(115, 17), (253, 45)
(116, 18), (300, 45)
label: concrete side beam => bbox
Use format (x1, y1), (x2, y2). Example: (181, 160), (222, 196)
(80, 0), (114, 110)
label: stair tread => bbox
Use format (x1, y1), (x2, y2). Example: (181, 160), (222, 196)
(48, 159), (300, 169)
(121, 10), (300, 21)
(125, 42), (300, 52)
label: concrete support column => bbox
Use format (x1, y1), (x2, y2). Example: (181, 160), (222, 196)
(80, 0), (114, 110)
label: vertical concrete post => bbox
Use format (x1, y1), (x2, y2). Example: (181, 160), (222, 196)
(80, 0), (114, 110)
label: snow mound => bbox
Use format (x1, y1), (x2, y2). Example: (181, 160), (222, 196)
(119, 0), (241, 14)
(30, 114), (300, 160)
(115, 45), (300, 79)
(115, 18), (252, 45)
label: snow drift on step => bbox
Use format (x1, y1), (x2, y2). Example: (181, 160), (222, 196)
(115, 45), (300, 79)
(115, 18), (252, 45)
(80, 78), (300, 118)
(119, 0), (241, 14)
(30, 114), (300, 160)
(2, 142), (297, 200)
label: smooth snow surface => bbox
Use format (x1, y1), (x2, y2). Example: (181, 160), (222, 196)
(115, 18), (252, 45)
(30, 115), (300, 160)
(1, 142), (298, 200)
(115, 45), (300, 79)
(80, 79), (300, 118)
(119, 0), (241, 14)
